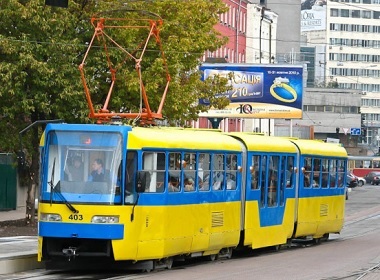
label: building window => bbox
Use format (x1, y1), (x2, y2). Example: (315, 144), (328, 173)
(362, 11), (371, 19)
(363, 25), (371, 33)
(331, 9), (338, 17)
(341, 9), (349, 18)
(316, 106), (324, 112)
(352, 24), (360, 32)
(351, 10), (360, 18)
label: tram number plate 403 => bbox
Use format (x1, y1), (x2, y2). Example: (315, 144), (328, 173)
(68, 214), (83, 221)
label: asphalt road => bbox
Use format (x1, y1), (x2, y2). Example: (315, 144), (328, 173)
(1, 184), (380, 280)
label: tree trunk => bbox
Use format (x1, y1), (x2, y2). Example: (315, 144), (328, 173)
(25, 181), (36, 224)
(25, 125), (40, 225)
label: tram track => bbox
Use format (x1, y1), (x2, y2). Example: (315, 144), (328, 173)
(323, 261), (380, 280)
(2, 187), (380, 280)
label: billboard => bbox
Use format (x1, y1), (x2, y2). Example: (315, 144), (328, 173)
(301, 0), (327, 32)
(199, 63), (304, 119)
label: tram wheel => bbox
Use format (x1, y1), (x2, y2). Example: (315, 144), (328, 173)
(313, 238), (321, 245)
(321, 233), (329, 242)
(209, 254), (218, 261)
(225, 247), (233, 259)
(166, 257), (173, 269)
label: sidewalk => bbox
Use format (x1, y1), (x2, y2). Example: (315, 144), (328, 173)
(0, 207), (27, 222)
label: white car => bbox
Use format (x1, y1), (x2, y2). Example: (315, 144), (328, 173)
(356, 176), (366, 187)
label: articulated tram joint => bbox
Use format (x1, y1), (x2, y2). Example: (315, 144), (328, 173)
(62, 247), (79, 261)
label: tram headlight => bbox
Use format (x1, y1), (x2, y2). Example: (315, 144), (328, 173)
(91, 215), (119, 224)
(40, 213), (62, 222)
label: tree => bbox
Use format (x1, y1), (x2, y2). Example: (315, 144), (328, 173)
(0, 0), (231, 223)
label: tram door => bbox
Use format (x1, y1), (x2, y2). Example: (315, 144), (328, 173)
(247, 154), (296, 249)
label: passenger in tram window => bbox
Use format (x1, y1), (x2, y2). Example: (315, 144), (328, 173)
(286, 165), (293, 188)
(212, 171), (223, 190)
(251, 163), (259, 189)
(321, 173), (329, 188)
(200, 174), (210, 191)
(212, 180), (222, 190)
(268, 172), (277, 206)
(313, 164), (320, 187)
(184, 177), (195, 192)
(168, 176), (180, 192)
(226, 176), (236, 190)
(304, 166), (311, 187)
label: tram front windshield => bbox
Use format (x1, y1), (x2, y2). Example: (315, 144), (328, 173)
(41, 130), (123, 205)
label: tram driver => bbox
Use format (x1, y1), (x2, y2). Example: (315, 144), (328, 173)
(88, 158), (109, 182)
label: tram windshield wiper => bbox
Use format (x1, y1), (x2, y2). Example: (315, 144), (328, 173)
(48, 158), (78, 214)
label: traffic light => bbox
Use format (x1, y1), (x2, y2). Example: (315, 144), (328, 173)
(45, 0), (68, 8)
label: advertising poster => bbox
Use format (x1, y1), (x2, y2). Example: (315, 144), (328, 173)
(199, 63), (304, 119)
(301, 0), (327, 32)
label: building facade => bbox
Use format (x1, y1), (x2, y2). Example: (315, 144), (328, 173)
(303, 1), (380, 154)
(196, 0), (369, 156)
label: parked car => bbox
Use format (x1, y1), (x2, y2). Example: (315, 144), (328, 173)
(347, 173), (358, 188)
(348, 172), (366, 187)
(356, 176), (366, 187)
(363, 171), (380, 185)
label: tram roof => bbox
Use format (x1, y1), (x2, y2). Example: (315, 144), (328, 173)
(348, 155), (380, 161)
(127, 127), (243, 151)
(289, 139), (348, 158)
(226, 133), (299, 153)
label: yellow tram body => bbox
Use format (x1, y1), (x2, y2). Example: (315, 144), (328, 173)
(121, 128), (243, 260)
(291, 139), (347, 238)
(230, 133), (299, 249)
(37, 124), (348, 268)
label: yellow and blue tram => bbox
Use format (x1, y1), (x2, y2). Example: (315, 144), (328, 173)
(37, 123), (348, 269)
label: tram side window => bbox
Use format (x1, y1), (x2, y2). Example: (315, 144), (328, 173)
(260, 155), (267, 206)
(168, 152), (182, 192)
(279, 156), (286, 206)
(199, 153), (211, 191)
(329, 159), (338, 188)
(312, 158), (321, 188)
(286, 156), (295, 188)
(184, 152), (196, 192)
(125, 151), (137, 191)
(321, 159), (329, 188)
(226, 154), (237, 190)
(267, 155), (279, 207)
(125, 151), (137, 201)
(211, 154), (225, 190)
(303, 157), (312, 188)
(337, 159), (346, 188)
(251, 155), (260, 189)
(142, 152), (165, 193)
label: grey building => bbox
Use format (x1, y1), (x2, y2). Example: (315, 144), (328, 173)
(275, 87), (364, 155)
(249, 0), (301, 63)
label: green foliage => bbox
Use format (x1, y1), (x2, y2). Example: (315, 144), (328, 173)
(0, 0), (231, 156)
